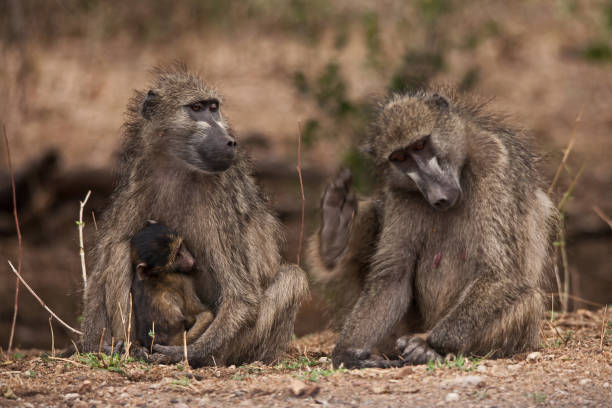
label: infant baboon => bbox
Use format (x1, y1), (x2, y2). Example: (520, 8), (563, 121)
(130, 221), (213, 349)
(81, 64), (309, 366)
(308, 88), (558, 368)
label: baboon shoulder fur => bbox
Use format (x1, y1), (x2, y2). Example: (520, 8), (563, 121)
(308, 87), (558, 367)
(81, 64), (308, 366)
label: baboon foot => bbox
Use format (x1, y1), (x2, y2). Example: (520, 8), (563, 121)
(331, 348), (403, 369)
(396, 336), (443, 365)
(320, 168), (357, 268)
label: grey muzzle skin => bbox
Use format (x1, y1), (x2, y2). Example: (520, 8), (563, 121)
(197, 121), (237, 172)
(388, 138), (462, 211)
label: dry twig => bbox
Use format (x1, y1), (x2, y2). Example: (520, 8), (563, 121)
(4, 125), (22, 355)
(49, 317), (55, 357)
(593, 206), (612, 231)
(600, 305), (609, 351)
(296, 121), (306, 266)
(77, 190), (91, 289)
(548, 107), (582, 195)
(7, 260), (83, 335)
(98, 327), (106, 359)
(183, 330), (190, 370)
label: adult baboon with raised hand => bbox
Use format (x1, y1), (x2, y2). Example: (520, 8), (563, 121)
(81, 64), (308, 366)
(308, 88), (558, 368)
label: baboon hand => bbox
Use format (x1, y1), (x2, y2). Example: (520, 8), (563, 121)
(320, 168), (357, 269)
(396, 336), (443, 366)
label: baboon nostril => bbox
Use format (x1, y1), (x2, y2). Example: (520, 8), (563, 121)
(434, 198), (448, 209)
(227, 140), (237, 147)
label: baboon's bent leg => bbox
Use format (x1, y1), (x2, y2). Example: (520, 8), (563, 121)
(228, 264), (309, 365)
(400, 278), (543, 363)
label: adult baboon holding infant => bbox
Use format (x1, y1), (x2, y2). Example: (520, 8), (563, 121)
(308, 89), (558, 368)
(81, 64), (308, 366)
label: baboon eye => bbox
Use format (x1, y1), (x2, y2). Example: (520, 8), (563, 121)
(190, 102), (204, 112)
(413, 140), (427, 151)
(389, 149), (407, 163)
(209, 100), (219, 113)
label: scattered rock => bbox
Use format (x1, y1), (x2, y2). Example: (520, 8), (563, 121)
(78, 380), (92, 393)
(445, 392), (460, 402)
(476, 365), (487, 373)
(526, 352), (542, 361)
(23, 403), (34, 408)
(578, 379), (590, 386)
(370, 385), (387, 394)
(119, 392), (130, 398)
(174, 403), (189, 408)
(393, 366), (413, 378)
(318, 357), (330, 364)
(88, 400), (102, 405)
(441, 375), (486, 388)
(603, 382), (609, 388)
(64, 393), (80, 401)
(3, 386), (17, 400)
(507, 363), (522, 371)
(289, 379), (320, 398)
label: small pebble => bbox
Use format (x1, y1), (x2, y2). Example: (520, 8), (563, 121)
(526, 351), (541, 361)
(603, 382), (609, 388)
(64, 393), (80, 400)
(445, 392), (460, 402)
(578, 379), (590, 386)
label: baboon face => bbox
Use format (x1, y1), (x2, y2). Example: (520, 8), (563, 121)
(373, 92), (466, 211)
(141, 76), (237, 173)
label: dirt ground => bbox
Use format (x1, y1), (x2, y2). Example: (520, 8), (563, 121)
(0, 309), (610, 408)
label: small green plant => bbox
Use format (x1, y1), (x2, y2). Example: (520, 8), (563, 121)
(24, 369), (37, 378)
(274, 356), (319, 371)
(171, 376), (190, 387)
(426, 354), (482, 371)
(13, 352), (24, 361)
(74, 352), (135, 374)
(528, 392), (547, 404)
(297, 367), (347, 382)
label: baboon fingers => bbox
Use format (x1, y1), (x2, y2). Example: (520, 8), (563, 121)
(397, 336), (442, 365)
(322, 169), (353, 209)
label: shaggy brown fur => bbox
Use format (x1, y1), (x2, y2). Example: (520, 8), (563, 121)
(308, 88), (558, 368)
(81, 64), (309, 366)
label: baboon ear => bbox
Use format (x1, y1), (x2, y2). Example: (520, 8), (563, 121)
(141, 90), (160, 120)
(136, 263), (148, 280)
(427, 93), (450, 111)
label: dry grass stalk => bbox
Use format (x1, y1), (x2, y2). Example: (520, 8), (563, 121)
(557, 164), (585, 212)
(124, 293), (133, 360)
(77, 190), (91, 289)
(91, 210), (98, 231)
(7, 260), (83, 335)
(183, 330), (190, 370)
(593, 206), (612, 230)
(98, 327), (106, 358)
(49, 317), (55, 357)
(3, 125), (22, 355)
(118, 301), (128, 348)
(296, 121), (306, 266)
(600, 305), (608, 351)
(548, 107), (582, 195)
(150, 322), (155, 354)
(70, 339), (80, 355)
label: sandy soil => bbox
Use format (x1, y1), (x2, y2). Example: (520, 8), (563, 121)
(1, 309), (610, 407)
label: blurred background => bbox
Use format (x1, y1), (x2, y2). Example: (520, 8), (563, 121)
(1, 0), (611, 350)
